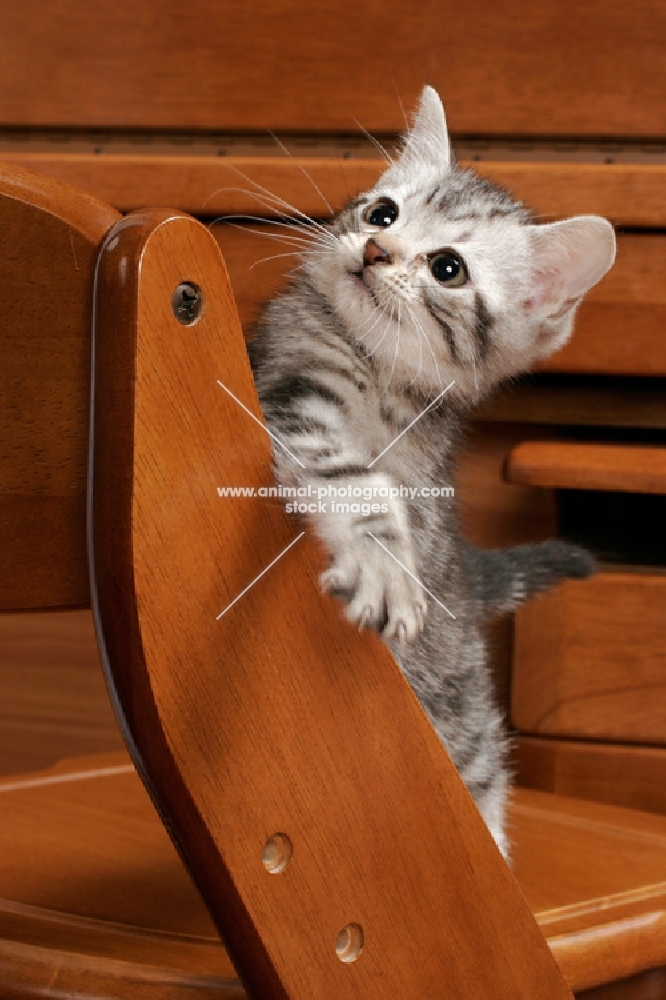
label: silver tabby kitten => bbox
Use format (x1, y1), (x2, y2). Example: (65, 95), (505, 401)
(248, 86), (615, 857)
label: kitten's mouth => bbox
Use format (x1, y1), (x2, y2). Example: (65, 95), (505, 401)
(349, 268), (379, 306)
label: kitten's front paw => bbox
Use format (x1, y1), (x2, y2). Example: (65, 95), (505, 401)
(321, 539), (427, 644)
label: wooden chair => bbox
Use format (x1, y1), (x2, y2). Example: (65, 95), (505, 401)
(2, 161), (666, 999)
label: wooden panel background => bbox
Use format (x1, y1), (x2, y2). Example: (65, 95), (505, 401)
(1, 0), (666, 135)
(512, 572), (666, 743)
(513, 737), (666, 817)
(0, 611), (123, 776)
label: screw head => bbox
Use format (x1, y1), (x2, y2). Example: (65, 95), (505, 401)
(172, 282), (203, 325)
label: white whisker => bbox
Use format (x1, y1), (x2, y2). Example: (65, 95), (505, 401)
(351, 117), (394, 164)
(267, 131), (335, 215)
(203, 165), (337, 244)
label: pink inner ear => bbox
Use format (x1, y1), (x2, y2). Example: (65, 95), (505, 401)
(522, 267), (562, 313)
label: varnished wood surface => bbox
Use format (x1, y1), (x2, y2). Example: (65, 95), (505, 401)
(579, 970), (666, 999)
(0, 163), (120, 611)
(512, 571), (666, 743)
(506, 442), (666, 493)
(455, 424), (559, 548)
(1, 753), (665, 996)
(2, 1), (666, 135)
(89, 209), (573, 997)
(514, 737), (666, 817)
(0, 610), (123, 777)
(3, 153), (666, 228)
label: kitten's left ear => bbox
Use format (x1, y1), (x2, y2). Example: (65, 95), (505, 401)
(388, 86), (452, 176)
(525, 216), (616, 319)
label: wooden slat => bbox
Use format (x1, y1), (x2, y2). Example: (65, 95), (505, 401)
(3, 155), (666, 227)
(514, 737), (666, 817)
(90, 208), (574, 998)
(476, 382), (666, 430)
(512, 571), (666, 743)
(505, 442), (666, 493)
(2, 0), (666, 136)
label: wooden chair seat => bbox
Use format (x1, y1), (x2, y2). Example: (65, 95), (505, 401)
(1, 750), (665, 998)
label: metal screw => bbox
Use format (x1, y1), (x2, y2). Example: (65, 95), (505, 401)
(172, 282), (203, 326)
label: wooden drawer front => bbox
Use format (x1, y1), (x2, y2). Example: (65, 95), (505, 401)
(512, 572), (666, 743)
(2, 1), (666, 136)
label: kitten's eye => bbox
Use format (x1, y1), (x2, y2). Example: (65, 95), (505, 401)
(429, 251), (468, 287)
(364, 199), (399, 228)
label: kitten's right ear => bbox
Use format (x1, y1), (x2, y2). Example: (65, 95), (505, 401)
(525, 216), (616, 318)
(385, 86), (452, 179)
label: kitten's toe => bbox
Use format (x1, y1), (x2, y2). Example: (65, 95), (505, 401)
(344, 573), (387, 632)
(357, 605), (374, 632)
(384, 598), (426, 644)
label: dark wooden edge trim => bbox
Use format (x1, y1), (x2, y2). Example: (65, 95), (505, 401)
(87, 210), (283, 1000)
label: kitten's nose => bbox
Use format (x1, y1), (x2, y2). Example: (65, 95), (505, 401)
(363, 238), (392, 267)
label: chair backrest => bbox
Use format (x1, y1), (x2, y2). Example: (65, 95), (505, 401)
(0, 164), (120, 611)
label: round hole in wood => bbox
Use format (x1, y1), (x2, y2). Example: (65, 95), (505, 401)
(262, 833), (293, 874)
(335, 923), (364, 963)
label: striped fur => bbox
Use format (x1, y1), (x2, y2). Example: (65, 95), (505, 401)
(248, 87), (615, 858)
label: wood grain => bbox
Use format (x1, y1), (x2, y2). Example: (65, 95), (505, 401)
(505, 441), (666, 493)
(512, 571), (666, 743)
(0, 754), (242, 998)
(455, 424), (559, 547)
(0, 163), (120, 610)
(1, 753), (666, 995)
(0, 610), (123, 777)
(513, 737), (666, 816)
(3, 154), (666, 227)
(89, 208), (574, 998)
(2, 0), (666, 135)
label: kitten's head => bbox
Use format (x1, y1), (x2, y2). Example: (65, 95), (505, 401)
(304, 86), (615, 402)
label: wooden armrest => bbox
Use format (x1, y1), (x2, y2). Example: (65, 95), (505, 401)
(505, 441), (666, 493)
(88, 209), (573, 998)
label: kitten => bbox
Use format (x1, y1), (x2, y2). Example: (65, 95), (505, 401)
(248, 86), (615, 857)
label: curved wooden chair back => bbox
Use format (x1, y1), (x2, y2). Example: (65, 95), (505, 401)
(1, 163), (574, 997)
(0, 163), (120, 610)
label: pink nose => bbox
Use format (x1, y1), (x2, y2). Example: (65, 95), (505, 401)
(363, 238), (392, 267)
